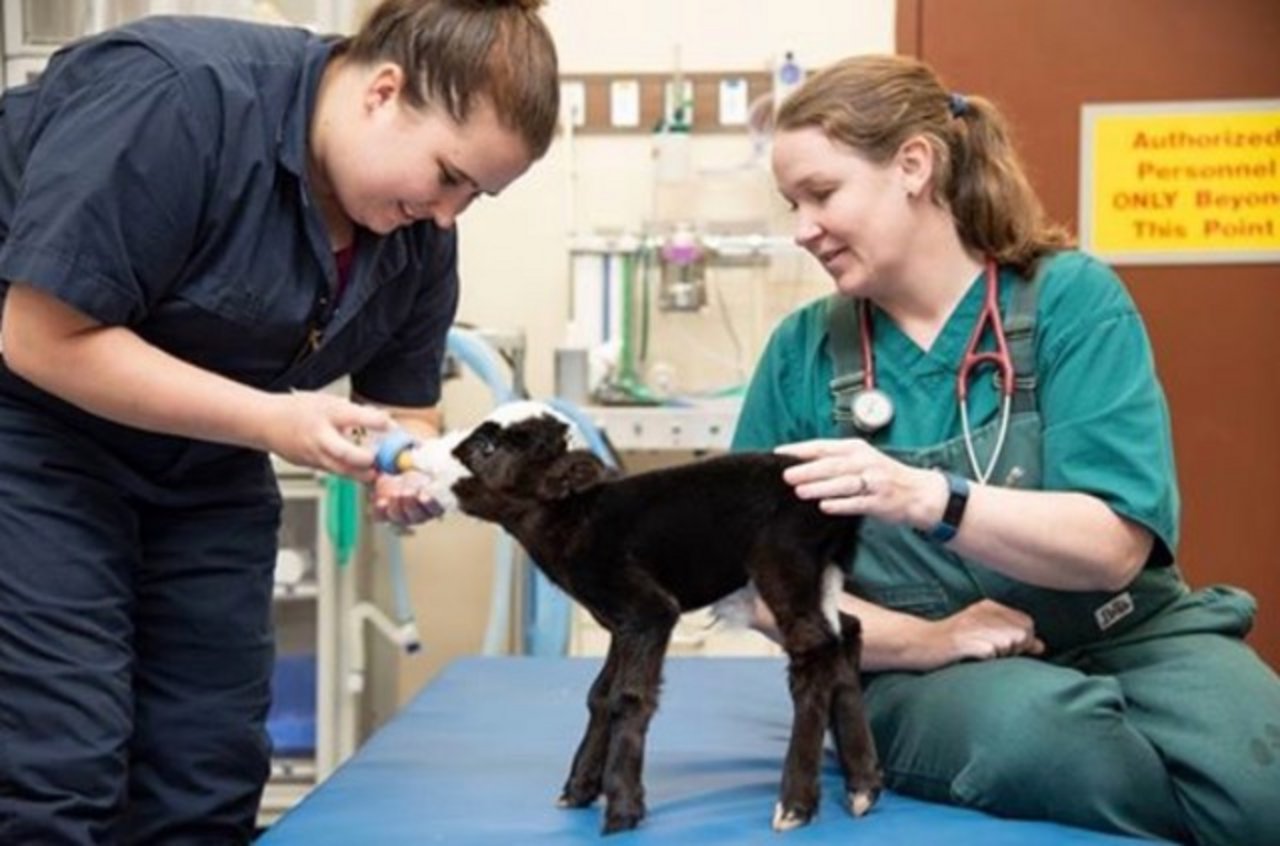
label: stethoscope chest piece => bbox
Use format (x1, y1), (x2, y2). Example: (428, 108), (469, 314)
(851, 387), (895, 434)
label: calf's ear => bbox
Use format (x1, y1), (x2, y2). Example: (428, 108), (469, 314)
(537, 452), (608, 500)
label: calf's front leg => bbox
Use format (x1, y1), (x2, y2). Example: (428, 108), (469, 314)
(559, 636), (621, 808)
(599, 611), (676, 834)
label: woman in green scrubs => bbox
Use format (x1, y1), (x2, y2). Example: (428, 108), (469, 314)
(734, 54), (1280, 845)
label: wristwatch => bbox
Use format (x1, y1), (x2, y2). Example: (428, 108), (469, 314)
(926, 471), (970, 543)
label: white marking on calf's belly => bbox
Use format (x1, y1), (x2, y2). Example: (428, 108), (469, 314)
(709, 569), (843, 637)
(709, 584), (758, 629)
(822, 565), (842, 634)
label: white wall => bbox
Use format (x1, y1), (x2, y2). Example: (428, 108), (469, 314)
(545, 0), (894, 73)
(383, 0), (896, 708)
(455, 0), (895, 399)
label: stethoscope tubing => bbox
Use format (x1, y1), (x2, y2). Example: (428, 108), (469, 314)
(857, 260), (1015, 483)
(961, 391), (1012, 483)
(956, 262), (1015, 403)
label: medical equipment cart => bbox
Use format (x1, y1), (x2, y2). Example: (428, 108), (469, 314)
(259, 460), (359, 826)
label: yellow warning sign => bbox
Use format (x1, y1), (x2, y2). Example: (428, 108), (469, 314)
(1080, 100), (1280, 264)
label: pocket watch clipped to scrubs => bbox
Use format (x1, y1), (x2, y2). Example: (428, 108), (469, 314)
(849, 370), (895, 434)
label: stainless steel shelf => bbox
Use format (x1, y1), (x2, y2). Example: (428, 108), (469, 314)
(581, 400), (741, 452)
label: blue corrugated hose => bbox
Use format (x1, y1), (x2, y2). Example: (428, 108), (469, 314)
(376, 328), (614, 657)
(446, 329), (611, 657)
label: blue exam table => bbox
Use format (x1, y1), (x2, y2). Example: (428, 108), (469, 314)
(258, 656), (1158, 845)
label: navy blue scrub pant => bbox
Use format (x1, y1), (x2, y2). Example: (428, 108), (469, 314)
(0, 397), (280, 845)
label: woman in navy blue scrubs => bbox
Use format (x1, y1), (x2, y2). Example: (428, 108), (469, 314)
(0, 1), (557, 842)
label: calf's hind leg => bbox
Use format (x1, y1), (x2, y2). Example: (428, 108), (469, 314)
(754, 559), (843, 831)
(829, 612), (881, 817)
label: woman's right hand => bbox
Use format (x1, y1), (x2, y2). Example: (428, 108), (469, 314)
(261, 391), (392, 482)
(922, 598), (1045, 667)
(752, 591), (1043, 671)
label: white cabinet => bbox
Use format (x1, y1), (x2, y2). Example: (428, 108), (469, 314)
(260, 463), (356, 827)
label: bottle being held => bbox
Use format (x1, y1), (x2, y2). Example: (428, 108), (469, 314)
(373, 429), (469, 512)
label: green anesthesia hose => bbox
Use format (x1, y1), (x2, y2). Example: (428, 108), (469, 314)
(618, 252), (637, 384)
(616, 252), (660, 402)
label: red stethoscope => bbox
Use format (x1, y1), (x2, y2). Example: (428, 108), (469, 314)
(851, 260), (1014, 483)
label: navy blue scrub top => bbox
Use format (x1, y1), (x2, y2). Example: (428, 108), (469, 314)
(0, 17), (458, 478)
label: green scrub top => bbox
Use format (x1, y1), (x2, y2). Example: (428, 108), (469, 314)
(733, 251), (1179, 560)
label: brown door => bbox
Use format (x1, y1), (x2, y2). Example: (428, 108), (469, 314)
(899, 0), (1280, 668)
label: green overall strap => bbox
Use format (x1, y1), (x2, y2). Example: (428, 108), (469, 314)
(825, 295), (865, 438)
(1005, 267), (1040, 415)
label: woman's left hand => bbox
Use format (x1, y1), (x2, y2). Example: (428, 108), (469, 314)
(370, 472), (444, 526)
(775, 438), (947, 530)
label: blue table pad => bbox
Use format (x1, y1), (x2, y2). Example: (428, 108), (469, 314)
(259, 656), (1158, 845)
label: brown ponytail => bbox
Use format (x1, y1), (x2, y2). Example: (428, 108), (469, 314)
(777, 54), (1071, 275)
(345, 0), (559, 159)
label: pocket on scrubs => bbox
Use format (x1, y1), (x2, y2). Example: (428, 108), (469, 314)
(156, 269), (309, 384)
(176, 271), (268, 325)
(300, 308), (398, 389)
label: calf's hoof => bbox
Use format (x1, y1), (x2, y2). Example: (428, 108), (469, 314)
(771, 801), (815, 832)
(602, 803), (644, 834)
(848, 786), (879, 817)
(557, 784), (600, 808)
(846, 767), (883, 817)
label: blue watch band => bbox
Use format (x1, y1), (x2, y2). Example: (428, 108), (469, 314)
(927, 472), (970, 543)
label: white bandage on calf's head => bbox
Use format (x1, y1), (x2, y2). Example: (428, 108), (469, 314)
(482, 400), (590, 451)
(402, 402), (588, 514)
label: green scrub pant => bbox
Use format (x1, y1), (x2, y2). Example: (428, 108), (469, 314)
(863, 586), (1280, 845)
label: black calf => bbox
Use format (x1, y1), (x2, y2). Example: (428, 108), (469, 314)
(447, 409), (881, 834)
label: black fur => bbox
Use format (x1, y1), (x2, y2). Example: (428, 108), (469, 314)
(451, 413), (882, 833)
